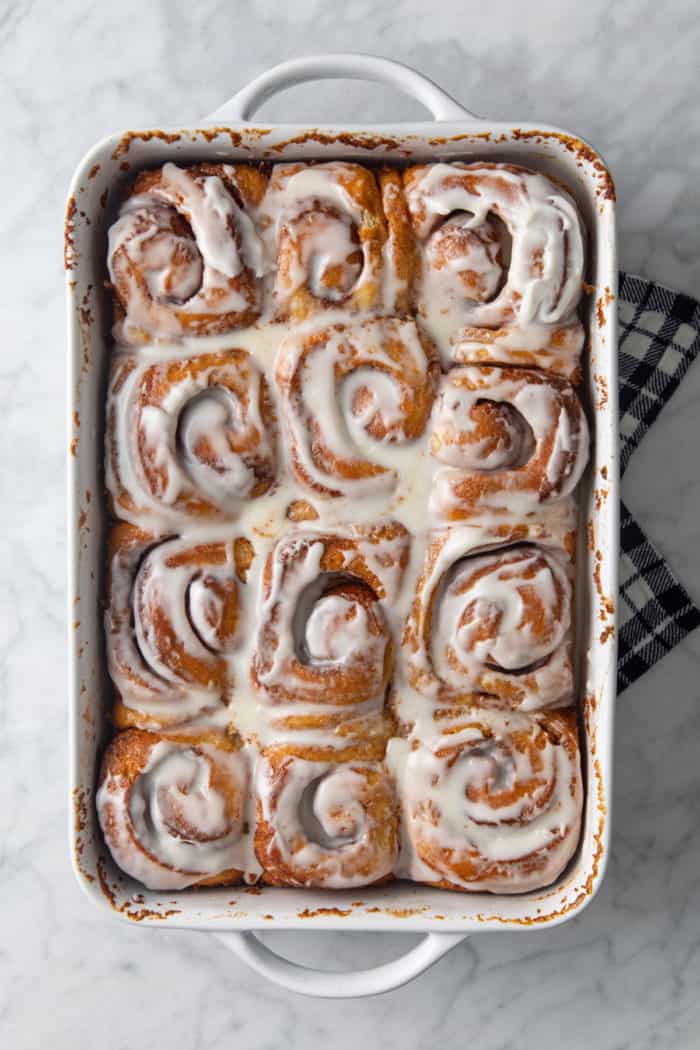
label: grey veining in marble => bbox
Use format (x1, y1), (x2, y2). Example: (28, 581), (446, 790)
(2, 0), (700, 1046)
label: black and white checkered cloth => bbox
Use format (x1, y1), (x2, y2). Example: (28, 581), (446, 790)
(617, 272), (700, 692)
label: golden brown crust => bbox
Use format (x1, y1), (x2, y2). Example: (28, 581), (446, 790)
(106, 349), (277, 524)
(132, 163), (268, 210)
(261, 161), (388, 321)
(254, 746), (398, 888)
(407, 708), (581, 891)
(106, 525), (251, 731)
(429, 365), (588, 522)
(378, 167), (417, 314)
(275, 318), (439, 498)
(403, 532), (574, 710)
(98, 729), (245, 888)
(110, 164), (267, 342)
(252, 523), (409, 711)
(401, 161), (586, 378)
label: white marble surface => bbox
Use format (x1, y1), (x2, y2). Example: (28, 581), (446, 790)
(2, 0), (700, 1045)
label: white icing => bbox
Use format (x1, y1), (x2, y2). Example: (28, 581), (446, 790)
(177, 388), (257, 503)
(108, 164), (264, 345)
(275, 317), (436, 500)
(106, 348), (276, 528)
(251, 526), (401, 717)
(162, 164), (246, 280)
(296, 213), (361, 301)
(262, 165), (367, 235)
(106, 534), (239, 724)
(304, 594), (372, 664)
(256, 756), (395, 888)
(388, 709), (582, 892)
(425, 213), (503, 300)
(96, 740), (252, 890)
(407, 163), (584, 325)
(188, 575), (230, 652)
(404, 532), (574, 710)
(433, 548), (570, 675)
(258, 164), (371, 312)
(428, 365), (590, 522)
(449, 318), (585, 380)
(101, 160), (589, 894)
(405, 163), (585, 369)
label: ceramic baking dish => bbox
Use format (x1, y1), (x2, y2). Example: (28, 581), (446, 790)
(66, 53), (618, 997)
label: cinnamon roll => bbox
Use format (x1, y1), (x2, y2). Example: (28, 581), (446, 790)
(97, 729), (248, 890)
(107, 524), (252, 729)
(403, 162), (585, 374)
(403, 532), (574, 710)
(106, 349), (276, 528)
(275, 317), (439, 499)
(108, 163), (267, 345)
(396, 707), (582, 893)
(259, 161), (412, 320)
(429, 365), (589, 523)
(255, 746), (398, 888)
(252, 522), (409, 716)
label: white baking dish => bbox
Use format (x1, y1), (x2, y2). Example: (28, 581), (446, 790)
(66, 53), (618, 997)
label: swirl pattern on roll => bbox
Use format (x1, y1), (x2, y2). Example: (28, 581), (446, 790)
(108, 163), (268, 345)
(97, 729), (248, 890)
(106, 349), (277, 527)
(403, 533), (573, 710)
(403, 162), (585, 374)
(258, 161), (412, 320)
(429, 365), (590, 523)
(255, 749), (398, 888)
(252, 522), (409, 713)
(106, 524), (253, 728)
(398, 708), (582, 892)
(275, 317), (439, 499)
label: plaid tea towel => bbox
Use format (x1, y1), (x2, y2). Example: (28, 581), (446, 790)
(617, 272), (700, 693)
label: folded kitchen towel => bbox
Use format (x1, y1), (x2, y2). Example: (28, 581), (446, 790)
(616, 273), (700, 692)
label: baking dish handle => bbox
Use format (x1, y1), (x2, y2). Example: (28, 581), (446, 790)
(215, 929), (467, 998)
(205, 53), (476, 123)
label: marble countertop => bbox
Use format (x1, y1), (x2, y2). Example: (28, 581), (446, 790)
(2, 1), (700, 1046)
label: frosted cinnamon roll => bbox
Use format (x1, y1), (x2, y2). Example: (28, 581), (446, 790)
(97, 729), (248, 890)
(275, 317), (439, 500)
(429, 365), (589, 523)
(255, 746), (398, 888)
(403, 162), (585, 374)
(108, 162), (267, 345)
(252, 522), (409, 718)
(259, 161), (410, 320)
(397, 708), (582, 893)
(107, 524), (253, 729)
(106, 349), (276, 528)
(403, 532), (574, 710)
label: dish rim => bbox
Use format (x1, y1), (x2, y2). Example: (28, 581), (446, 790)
(66, 112), (618, 935)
